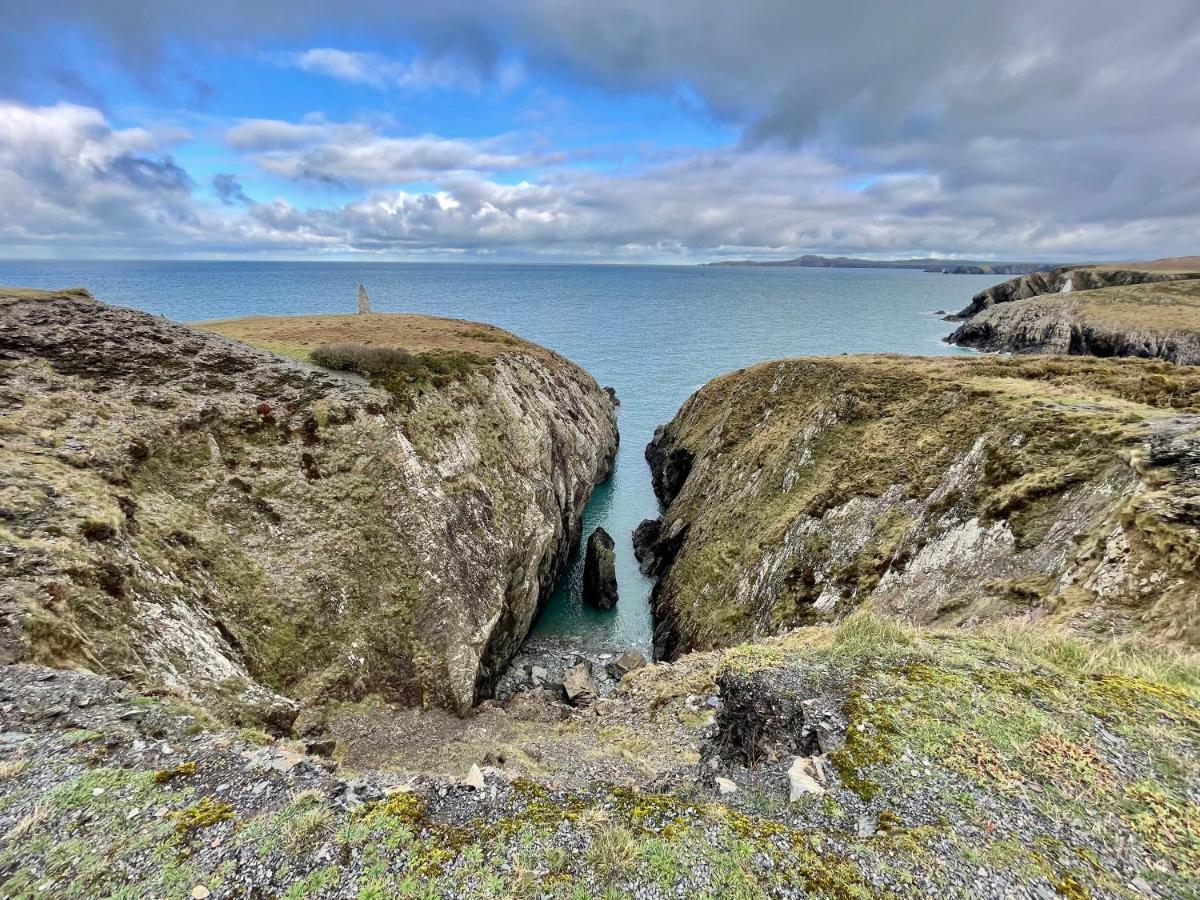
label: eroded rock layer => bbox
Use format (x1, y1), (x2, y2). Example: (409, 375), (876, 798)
(0, 289), (617, 721)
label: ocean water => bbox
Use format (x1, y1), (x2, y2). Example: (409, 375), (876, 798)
(0, 260), (999, 655)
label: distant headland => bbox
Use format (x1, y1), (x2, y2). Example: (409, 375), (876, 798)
(701, 253), (1055, 275)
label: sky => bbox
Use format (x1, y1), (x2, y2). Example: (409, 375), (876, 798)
(1, 1), (1199, 263)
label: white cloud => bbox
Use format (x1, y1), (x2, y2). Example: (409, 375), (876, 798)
(289, 48), (521, 94)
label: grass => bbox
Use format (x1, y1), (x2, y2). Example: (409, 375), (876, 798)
(195, 312), (547, 362)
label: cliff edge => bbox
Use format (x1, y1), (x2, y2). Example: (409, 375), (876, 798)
(638, 354), (1200, 659)
(0, 289), (617, 723)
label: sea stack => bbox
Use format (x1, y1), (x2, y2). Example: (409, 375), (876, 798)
(583, 527), (619, 610)
(357, 283), (371, 314)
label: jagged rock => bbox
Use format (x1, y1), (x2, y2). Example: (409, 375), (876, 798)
(646, 430), (694, 505)
(562, 662), (597, 707)
(582, 527), (619, 610)
(606, 649), (647, 680)
(530, 665), (550, 688)
(604, 386), (620, 406)
(632, 516), (688, 579)
(357, 283), (371, 314)
(787, 756), (825, 800)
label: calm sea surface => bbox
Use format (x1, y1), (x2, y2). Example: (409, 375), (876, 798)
(0, 260), (999, 654)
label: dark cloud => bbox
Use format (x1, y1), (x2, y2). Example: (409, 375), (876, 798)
(211, 173), (250, 205)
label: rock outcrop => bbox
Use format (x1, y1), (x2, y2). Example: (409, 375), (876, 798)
(638, 354), (1200, 659)
(948, 279), (1200, 365)
(950, 263), (1200, 320)
(0, 288), (618, 720)
(582, 526), (619, 609)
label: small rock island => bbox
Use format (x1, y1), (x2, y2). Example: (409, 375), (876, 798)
(582, 526), (619, 609)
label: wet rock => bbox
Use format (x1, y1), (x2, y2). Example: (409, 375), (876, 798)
(631, 518), (662, 575)
(604, 386), (620, 406)
(645, 432), (694, 507)
(606, 649), (647, 680)
(582, 527), (619, 610)
(562, 662), (597, 707)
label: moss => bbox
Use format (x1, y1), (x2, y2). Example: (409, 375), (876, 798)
(153, 760), (198, 784)
(174, 797), (235, 835)
(828, 691), (898, 800)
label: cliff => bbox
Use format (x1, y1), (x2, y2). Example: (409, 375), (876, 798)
(0, 288), (617, 723)
(638, 354), (1200, 659)
(948, 278), (1200, 365)
(950, 258), (1200, 319)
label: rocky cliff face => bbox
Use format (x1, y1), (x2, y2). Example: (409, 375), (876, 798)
(948, 290), (1200, 365)
(952, 265), (1200, 319)
(0, 289), (617, 722)
(639, 355), (1200, 659)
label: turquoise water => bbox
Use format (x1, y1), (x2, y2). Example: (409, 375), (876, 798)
(0, 260), (999, 654)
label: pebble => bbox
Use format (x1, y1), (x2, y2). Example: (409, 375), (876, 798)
(191, 886), (211, 899)
(715, 777), (737, 795)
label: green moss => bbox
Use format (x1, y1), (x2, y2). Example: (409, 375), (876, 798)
(153, 760), (198, 783)
(174, 797), (235, 835)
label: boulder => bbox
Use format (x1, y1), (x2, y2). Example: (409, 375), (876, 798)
(562, 662), (597, 707)
(582, 527), (619, 610)
(606, 649), (648, 680)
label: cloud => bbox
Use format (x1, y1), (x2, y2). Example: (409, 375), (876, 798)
(288, 48), (522, 93)
(225, 118), (535, 186)
(211, 173), (250, 205)
(0, 101), (201, 244)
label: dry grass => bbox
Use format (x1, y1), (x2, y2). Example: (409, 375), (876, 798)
(1085, 256), (1200, 274)
(196, 313), (553, 363)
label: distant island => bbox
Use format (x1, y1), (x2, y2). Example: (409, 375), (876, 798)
(702, 254), (1055, 275)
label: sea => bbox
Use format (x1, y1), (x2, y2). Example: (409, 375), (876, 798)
(0, 260), (1001, 655)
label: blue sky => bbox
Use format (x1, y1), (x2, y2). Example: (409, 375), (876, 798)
(1, 1), (1198, 261)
